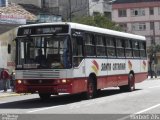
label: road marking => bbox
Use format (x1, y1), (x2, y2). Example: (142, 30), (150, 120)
(149, 85), (160, 89)
(27, 105), (64, 113)
(0, 101), (9, 104)
(118, 104), (160, 120)
(135, 103), (160, 114)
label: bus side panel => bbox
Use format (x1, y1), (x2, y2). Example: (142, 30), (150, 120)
(103, 75), (119, 88)
(126, 59), (148, 83)
(97, 76), (115, 89)
(116, 74), (129, 86)
(108, 59), (127, 87)
(135, 72), (148, 83)
(71, 78), (87, 94)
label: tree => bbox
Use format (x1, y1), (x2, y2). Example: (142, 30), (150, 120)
(72, 14), (122, 31)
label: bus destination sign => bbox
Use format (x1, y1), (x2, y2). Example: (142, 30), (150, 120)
(17, 25), (69, 36)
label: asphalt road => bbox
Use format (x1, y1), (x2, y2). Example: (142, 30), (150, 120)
(0, 79), (160, 120)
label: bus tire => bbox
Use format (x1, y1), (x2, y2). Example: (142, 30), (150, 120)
(120, 73), (135, 92)
(39, 93), (51, 100)
(85, 76), (97, 99)
(127, 73), (135, 92)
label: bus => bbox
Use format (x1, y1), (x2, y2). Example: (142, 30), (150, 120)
(15, 22), (148, 99)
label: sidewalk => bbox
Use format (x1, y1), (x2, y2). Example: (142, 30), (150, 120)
(0, 89), (21, 98)
(147, 76), (160, 80)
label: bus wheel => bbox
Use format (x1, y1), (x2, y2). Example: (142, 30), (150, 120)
(86, 77), (96, 99)
(39, 93), (51, 100)
(119, 74), (135, 92)
(127, 73), (135, 92)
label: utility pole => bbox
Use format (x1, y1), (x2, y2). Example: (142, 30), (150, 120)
(153, 21), (157, 78)
(69, 0), (72, 22)
(150, 21), (157, 78)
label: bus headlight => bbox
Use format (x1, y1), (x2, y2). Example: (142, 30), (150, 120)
(62, 79), (67, 83)
(17, 80), (22, 84)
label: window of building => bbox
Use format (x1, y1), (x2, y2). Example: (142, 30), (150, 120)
(158, 7), (160, 15)
(150, 22), (154, 30)
(42, 0), (50, 8)
(119, 23), (127, 32)
(8, 44), (11, 54)
(118, 9), (127, 17)
(149, 7), (154, 15)
(132, 23), (146, 31)
(93, 11), (100, 16)
(131, 8), (145, 17)
(104, 12), (111, 19)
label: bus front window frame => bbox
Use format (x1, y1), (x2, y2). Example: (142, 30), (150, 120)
(16, 35), (72, 69)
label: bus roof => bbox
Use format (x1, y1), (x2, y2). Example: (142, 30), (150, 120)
(18, 22), (146, 41)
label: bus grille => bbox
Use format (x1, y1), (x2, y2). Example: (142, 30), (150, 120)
(16, 70), (60, 79)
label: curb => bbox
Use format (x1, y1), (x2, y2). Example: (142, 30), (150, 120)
(147, 77), (160, 80)
(0, 93), (21, 98)
(0, 93), (32, 98)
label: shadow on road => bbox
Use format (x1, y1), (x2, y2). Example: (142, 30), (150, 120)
(0, 88), (141, 109)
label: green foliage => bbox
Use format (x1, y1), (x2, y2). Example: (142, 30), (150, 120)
(72, 14), (122, 31)
(147, 44), (160, 55)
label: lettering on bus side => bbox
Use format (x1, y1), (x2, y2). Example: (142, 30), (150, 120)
(101, 63), (126, 71)
(101, 63), (111, 71)
(113, 63), (126, 70)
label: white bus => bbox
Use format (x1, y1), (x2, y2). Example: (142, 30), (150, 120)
(15, 22), (148, 99)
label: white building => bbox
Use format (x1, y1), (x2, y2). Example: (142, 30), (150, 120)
(89, 0), (112, 18)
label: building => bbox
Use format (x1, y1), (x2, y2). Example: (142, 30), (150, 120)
(112, 0), (160, 47)
(112, 0), (160, 74)
(8, 0), (89, 21)
(89, 0), (112, 19)
(8, 0), (41, 8)
(0, 0), (8, 7)
(0, 24), (18, 90)
(42, 0), (89, 21)
(0, 2), (62, 23)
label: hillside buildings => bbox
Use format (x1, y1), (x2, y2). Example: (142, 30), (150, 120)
(112, 0), (160, 47)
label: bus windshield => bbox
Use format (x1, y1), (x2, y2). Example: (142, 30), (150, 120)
(16, 35), (71, 69)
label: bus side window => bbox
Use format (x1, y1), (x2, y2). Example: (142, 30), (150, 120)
(116, 38), (125, 58)
(132, 40), (140, 58)
(73, 37), (83, 56)
(96, 35), (106, 57)
(106, 36), (116, 57)
(139, 41), (146, 58)
(72, 35), (83, 67)
(125, 39), (133, 58)
(85, 33), (95, 57)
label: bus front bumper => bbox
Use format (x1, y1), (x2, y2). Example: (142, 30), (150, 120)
(15, 84), (72, 94)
